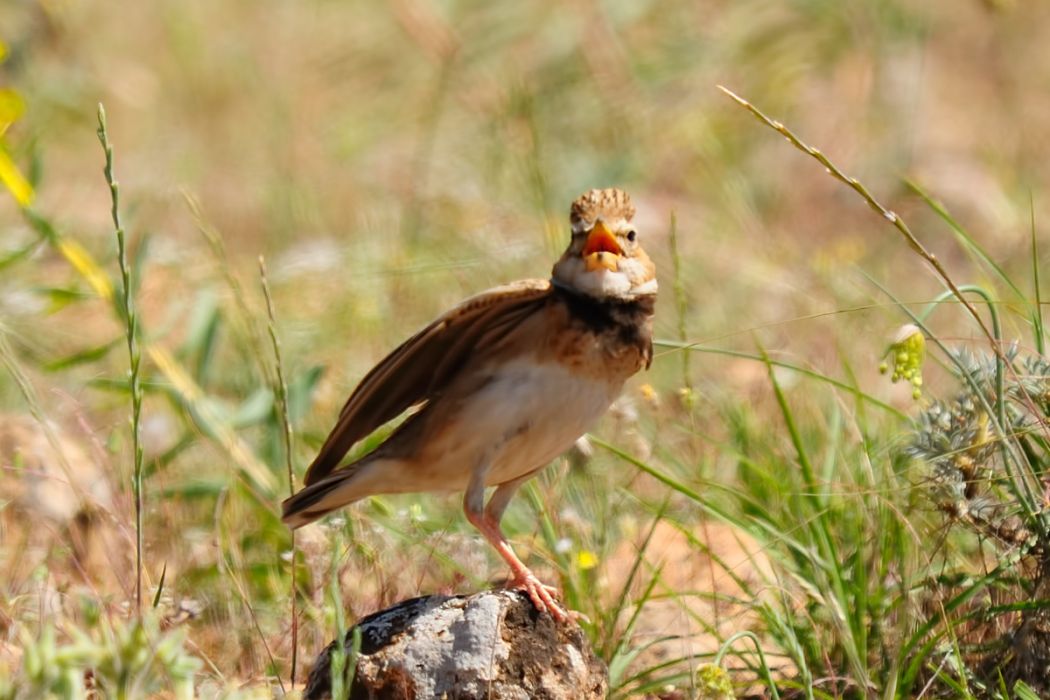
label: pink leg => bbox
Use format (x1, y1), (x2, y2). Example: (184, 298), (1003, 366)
(464, 507), (568, 622)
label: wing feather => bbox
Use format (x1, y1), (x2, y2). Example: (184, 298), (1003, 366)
(302, 279), (552, 485)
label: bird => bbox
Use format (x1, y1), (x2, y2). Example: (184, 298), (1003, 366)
(281, 188), (657, 621)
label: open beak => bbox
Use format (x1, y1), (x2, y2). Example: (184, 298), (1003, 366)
(582, 221), (622, 272)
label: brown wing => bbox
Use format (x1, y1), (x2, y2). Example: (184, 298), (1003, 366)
(302, 279), (553, 485)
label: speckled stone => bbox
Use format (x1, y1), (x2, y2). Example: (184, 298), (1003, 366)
(304, 590), (607, 700)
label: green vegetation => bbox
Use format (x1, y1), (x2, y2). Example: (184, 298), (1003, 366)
(1, 1), (1048, 697)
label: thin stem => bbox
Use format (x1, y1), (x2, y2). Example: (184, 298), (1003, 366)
(97, 103), (145, 616)
(655, 339), (907, 419)
(714, 631), (782, 700)
(720, 85), (1050, 532)
(1031, 194), (1045, 356)
(258, 256), (299, 686)
(917, 286), (1003, 421)
(214, 487), (286, 694)
(668, 211), (692, 395)
(186, 191), (268, 365)
(717, 86), (995, 345)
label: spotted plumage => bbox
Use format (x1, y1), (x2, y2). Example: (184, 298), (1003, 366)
(282, 188), (657, 620)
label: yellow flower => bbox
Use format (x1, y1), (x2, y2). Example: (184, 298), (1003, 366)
(881, 324), (925, 399)
(576, 550), (598, 571)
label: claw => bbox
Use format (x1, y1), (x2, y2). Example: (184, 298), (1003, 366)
(507, 571), (570, 622)
(463, 502), (580, 623)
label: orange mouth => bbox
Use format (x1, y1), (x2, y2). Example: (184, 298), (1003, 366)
(582, 221), (622, 272)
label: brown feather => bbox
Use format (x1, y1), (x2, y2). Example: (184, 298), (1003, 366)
(302, 279), (553, 485)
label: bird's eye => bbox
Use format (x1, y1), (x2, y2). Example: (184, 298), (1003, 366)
(626, 229), (637, 242)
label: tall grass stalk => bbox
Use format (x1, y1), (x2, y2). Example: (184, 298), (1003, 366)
(720, 82), (1050, 525)
(187, 191), (268, 363)
(667, 211), (693, 398)
(96, 103), (145, 615)
(1030, 196), (1045, 355)
(214, 486), (285, 693)
(720, 85), (1050, 441)
(22, 200), (280, 497)
(717, 85), (996, 346)
(258, 255), (299, 686)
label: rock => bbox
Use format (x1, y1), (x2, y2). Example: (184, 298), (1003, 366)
(304, 589), (607, 700)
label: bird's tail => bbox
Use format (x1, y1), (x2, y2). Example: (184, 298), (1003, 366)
(281, 462), (374, 529)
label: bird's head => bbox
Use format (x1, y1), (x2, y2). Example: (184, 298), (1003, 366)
(552, 188), (657, 301)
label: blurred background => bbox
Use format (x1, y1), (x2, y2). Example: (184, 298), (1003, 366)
(1, 0), (1048, 695)
(2, 0), (1046, 395)
(3, 0), (1046, 395)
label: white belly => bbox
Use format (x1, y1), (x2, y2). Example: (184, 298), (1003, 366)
(487, 361), (619, 484)
(422, 359), (621, 488)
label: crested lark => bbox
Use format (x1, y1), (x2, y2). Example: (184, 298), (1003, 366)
(282, 188), (657, 620)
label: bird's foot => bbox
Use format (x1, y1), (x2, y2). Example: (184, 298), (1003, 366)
(506, 571), (571, 622)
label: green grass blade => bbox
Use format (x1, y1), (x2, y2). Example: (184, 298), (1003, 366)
(906, 180), (1029, 304)
(1031, 195), (1045, 356)
(656, 339), (907, 419)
